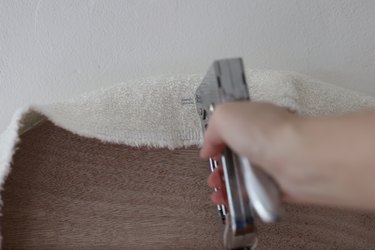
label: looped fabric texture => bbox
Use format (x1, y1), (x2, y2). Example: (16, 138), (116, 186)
(1, 69), (375, 241)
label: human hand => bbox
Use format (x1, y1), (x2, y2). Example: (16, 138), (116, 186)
(201, 102), (375, 211)
(200, 102), (300, 206)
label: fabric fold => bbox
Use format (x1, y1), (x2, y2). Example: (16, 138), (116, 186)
(1, 69), (375, 192)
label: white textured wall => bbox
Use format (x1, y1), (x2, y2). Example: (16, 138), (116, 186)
(1, 0), (375, 132)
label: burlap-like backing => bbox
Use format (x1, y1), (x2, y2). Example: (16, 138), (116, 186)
(2, 121), (375, 249)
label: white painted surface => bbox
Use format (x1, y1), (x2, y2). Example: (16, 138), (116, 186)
(1, 0), (375, 132)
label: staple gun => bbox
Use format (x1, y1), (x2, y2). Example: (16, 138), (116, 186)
(195, 58), (282, 249)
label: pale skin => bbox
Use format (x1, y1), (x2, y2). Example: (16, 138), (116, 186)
(200, 102), (375, 211)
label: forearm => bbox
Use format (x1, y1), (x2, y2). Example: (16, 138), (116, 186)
(288, 110), (375, 209)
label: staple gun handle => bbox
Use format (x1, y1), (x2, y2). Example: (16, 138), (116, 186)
(221, 147), (256, 249)
(222, 147), (281, 249)
(238, 155), (281, 223)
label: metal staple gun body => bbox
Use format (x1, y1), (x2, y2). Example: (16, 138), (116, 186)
(195, 58), (282, 249)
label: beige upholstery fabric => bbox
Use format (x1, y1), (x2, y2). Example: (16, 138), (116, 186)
(2, 121), (375, 249)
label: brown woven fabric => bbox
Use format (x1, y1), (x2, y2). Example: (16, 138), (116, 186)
(2, 121), (375, 249)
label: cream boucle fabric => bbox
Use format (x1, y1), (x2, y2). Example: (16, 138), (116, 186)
(1, 69), (375, 233)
